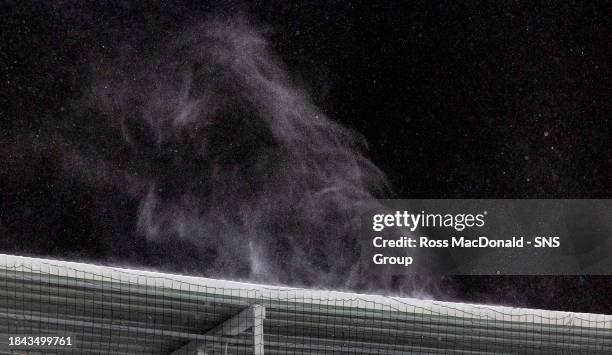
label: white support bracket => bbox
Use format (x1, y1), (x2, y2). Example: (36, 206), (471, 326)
(171, 304), (266, 355)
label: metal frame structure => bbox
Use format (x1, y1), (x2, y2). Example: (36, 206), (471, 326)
(171, 304), (266, 355)
(1, 253), (611, 354)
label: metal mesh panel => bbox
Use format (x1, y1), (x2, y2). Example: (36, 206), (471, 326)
(1, 254), (611, 354)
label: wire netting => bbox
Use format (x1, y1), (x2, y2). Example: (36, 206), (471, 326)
(1, 254), (611, 354)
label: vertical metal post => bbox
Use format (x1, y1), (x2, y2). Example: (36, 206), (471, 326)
(252, 304), (265, 355)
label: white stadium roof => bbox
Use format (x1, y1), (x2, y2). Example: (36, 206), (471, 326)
(0, 254), (611, 354)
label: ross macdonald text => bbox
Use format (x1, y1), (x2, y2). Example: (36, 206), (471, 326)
(373, 236), (560, 248)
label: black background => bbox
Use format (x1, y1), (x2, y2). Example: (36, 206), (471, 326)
(1, 1), (611, 313)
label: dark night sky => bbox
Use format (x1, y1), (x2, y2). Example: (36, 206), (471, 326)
(1, 1), (612, 313)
